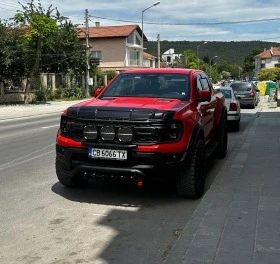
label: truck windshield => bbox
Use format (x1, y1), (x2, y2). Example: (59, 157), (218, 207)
(101, 73), (190, 100)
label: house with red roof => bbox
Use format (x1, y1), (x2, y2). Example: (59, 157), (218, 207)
(77, 23), (158, 71)
(255, 47), (280, 74)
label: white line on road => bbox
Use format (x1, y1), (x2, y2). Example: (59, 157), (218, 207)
(0, 150), (55, 171)
(41, 125), (59, 129)
(0, 144), (55, 171)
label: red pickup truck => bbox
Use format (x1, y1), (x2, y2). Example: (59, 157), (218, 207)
(56, 68), (227, 198)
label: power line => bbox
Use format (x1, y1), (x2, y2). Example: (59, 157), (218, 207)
(89, 15), (280, 26)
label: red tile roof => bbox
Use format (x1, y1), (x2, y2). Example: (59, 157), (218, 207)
(257, 47), (280, 58)
(144, 52), (157, 59)
(77, 25), (147, 40)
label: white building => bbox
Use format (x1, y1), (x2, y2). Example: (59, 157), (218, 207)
(162, 49), (182, 65)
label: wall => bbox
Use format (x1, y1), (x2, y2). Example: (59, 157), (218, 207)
(89, 38), (126, 68)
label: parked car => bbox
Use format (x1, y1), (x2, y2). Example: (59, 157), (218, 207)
(215, 86), (241, 131)
(229, 81), (260, 108)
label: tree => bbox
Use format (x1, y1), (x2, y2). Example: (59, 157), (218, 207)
(258, 68), (280, 81)
(14, 0), (62, 103)
(243, 48), (262, 77)
(0, 19), (29, 86)
(180, 49), (197, 69)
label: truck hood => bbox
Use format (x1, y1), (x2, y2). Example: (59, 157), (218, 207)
(66, 97), (189, 120)
(71, 97), (184, 111)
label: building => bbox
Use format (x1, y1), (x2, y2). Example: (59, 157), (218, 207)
(255, 47), (280, 74)
(161, 48), (182, 66)
(77, 24), (157, 71)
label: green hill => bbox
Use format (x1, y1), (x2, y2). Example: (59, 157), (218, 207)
(145, 40), (280, 66)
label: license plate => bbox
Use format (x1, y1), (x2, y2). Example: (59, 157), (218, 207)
(88, 148), (127, 160)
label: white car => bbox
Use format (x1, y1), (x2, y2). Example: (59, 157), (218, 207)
(215, 86), (241, 131)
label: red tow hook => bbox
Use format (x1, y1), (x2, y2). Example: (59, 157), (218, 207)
(137, 176), (143, 187)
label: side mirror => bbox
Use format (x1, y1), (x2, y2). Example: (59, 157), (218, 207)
(94, 87), (103, 97)
(197, 90), (211, 102)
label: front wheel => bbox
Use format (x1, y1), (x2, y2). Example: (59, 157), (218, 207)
(56, 158), (87, 187)
(176, 139), (205, 199)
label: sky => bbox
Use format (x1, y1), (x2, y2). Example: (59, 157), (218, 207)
(1, 0), (280, 43)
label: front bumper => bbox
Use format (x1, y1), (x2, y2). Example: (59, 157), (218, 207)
(56, 144), (186, 180)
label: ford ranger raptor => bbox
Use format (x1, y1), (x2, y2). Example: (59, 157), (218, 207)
(56, 68), (227, 198)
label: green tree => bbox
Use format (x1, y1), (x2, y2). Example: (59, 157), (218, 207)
(258, 68), (280, 81)
(180, 49), (197, 69)
(14, 0), (61, 103)
(0, 19), (30, 86)
(243, 48), (262, 77)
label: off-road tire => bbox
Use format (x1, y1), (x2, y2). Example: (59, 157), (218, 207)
(176, 139), (205, 199)
(214, 115), (228, 159)
(56, 158), (87, 187)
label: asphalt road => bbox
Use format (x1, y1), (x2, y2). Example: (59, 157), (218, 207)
(0, 108), (257, 264)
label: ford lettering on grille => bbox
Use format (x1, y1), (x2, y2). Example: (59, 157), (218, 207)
(88, 148), (127, 160)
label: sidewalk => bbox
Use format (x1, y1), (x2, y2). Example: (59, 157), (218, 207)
(0, 99), (87, 121)
(163, 98), (280, 264)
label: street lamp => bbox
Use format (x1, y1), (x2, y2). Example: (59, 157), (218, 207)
(141, 1), (160, 67)
(197, 41), (207, 70)
(210, 55), (218, 80)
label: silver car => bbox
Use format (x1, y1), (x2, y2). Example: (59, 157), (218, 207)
(230, 81), (260, 109)
(215, 86), (241, 131)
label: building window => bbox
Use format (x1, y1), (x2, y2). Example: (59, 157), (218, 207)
(127, 33), (134, 44)
(129, 50), (139, 66)
(167, 56), (171, 62)
(136, 34), (141, 45)
(91, 51), (102, 60)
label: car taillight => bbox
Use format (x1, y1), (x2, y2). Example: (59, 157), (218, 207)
(250, 91), (255, 97)
(229, 102), (237, 111)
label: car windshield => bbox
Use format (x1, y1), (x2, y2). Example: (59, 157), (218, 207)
(220, 89), (232, 99)
(230, 83), (252, 92)
(100, 73), (190, 100)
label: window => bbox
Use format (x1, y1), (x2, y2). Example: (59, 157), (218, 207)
(200, 78), (210, 91)
(129, 51), (139, 66)
(91, 51), (102, 60)
(136, 34), (141, 45)
(101, 73), (190, 100)
(127, 33), (134, 44)
(127, 32), (141, 45)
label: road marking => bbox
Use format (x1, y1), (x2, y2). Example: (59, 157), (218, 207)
(0, 150), (55, 171)
(41, 125), (59, 129)
(0, 144), (55, 171)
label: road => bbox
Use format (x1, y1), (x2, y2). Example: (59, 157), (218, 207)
(0, 107), (257, 264)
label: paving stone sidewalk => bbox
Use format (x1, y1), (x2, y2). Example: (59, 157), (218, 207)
(163, 98), (280, 264)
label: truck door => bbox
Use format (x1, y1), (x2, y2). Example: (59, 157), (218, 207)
(195, 74), (217, 141)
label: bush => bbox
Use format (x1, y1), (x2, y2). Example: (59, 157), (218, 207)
(63, 87), (86, 99)
(106, 70), (118, 81)
(54, 87), (63, 99)
(34, 85), (52, 102)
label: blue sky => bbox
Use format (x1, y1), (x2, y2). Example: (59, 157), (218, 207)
(1, 0), (280, 42)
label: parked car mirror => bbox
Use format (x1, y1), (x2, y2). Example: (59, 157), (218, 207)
(197, 90), (211, 102)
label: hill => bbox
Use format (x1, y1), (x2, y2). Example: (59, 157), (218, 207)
(145, 40), (280, 66)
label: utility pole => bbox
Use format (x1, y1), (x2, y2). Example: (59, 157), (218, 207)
(85, 9), (90, 97)
(157, 34), (160, 68)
